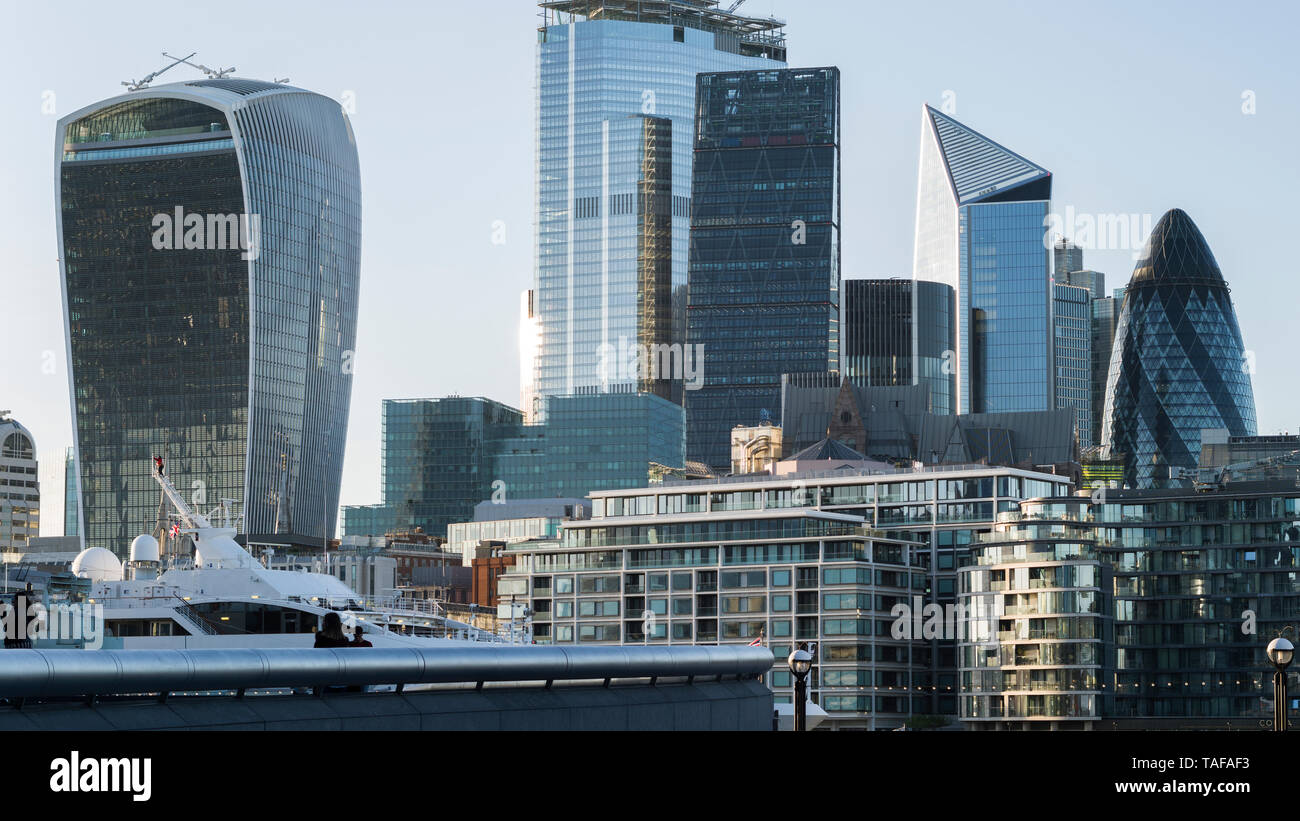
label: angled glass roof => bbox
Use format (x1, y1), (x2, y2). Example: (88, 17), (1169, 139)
(925, 105), (1051, 205)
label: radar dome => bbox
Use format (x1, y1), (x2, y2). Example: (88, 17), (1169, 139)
(71, 547), (124, 582)
(129, 534), (160, 563)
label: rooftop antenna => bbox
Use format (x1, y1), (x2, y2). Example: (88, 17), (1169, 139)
(163, 51), (236, 79)
(121, 51), (194, 91)
(274, 77), (290, 84)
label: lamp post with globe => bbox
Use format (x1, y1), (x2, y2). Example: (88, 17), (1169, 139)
(787, 644), (813, 732)
(1268, 635), (1294, 732)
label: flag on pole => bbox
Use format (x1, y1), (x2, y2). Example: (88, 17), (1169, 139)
(748, 626), (766, 647)
(170, 524), (180, 539)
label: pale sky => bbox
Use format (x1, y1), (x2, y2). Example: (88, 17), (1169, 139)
(1, 0), (1296, 538)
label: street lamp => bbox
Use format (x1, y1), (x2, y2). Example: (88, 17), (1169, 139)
(788, 645), (813, 732)
(1268, 636), (1294, 732)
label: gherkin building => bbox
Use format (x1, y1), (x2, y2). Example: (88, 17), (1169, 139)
(1101, 208), (1256, 488)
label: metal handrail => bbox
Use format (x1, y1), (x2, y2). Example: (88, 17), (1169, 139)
(171, 597), (221, 636)
(0, 645), (774, 699)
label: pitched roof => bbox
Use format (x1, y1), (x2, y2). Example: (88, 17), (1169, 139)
(788, 437), (869, 462)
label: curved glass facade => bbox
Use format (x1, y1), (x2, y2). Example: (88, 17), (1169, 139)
(233, 90), (361, 542)
(842, 278), (954, 414)
(58, 81), (360, 552)
(958, 499), (1110, 727)
(1100, 209), (1256, 489)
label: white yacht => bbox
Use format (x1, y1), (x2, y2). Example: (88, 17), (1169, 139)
(43, 470), (522, 650)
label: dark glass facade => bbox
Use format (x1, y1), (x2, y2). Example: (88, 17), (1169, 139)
(1053, 282), (1092, 449)
(1101, 209), (1256, 488)
(64, 447), (78, 537)
(342, 398), (523, 539)
(61, 99), (248, 552)
(686, 67), (840, 470)
(843, 278), (954, 414)
(498, 391), (686, 500)
(963, 484), (1300, 727)
(1090, 295), (1119, 452)
(1098, 486), (1298, 722)
(58, 82), (361, 553)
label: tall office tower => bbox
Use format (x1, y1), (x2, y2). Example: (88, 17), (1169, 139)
(63, 447), (78, 537)
(0, 415), (40, 550)
(1053, 282), (1093, 448)
(686, 67), (840, 470)
(533, 1), (786, 413)
(1102, 209), (1257, 488)
(1089, 294), (1119, 450)
(57, 79), (361, 552)
(842, 278), (955, 414)
(342, 398), (524, 540)
(1052, 236), (1083, 279)
(519, 290), (542, 424)
(1056, 268), (1105, 299)
(912, 105), (1054, 415)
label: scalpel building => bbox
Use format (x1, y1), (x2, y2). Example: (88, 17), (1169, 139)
(56, 78), (361, 552)
(912, 105), (1054, 416)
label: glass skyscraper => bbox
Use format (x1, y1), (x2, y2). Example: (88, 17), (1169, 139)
(842, 278), (954, 414)
(342, 398), (523, 540)
(533, 1), (786, 416)
(912, 105), (1053, 415)
(1089, 293), (1120, 451)
(57, 79), (361, 552)
(498, 390), (686, 499)
(686, 67), (840, 470)
(343, 392), (685, 538)
(1052, 237), (1083, 280)
(1101, 209), (1257, 488)
(1053, 282), (1093, 449)
(64, 447), (78, 537)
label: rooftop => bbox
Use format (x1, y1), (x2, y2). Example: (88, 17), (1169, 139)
(636, 461), (1073, 492)
(539, 0), (786, 48)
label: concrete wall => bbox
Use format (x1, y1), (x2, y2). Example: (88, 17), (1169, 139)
(0, 680), (772, 731)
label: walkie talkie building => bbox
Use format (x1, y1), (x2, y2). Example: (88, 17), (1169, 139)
(56, 78), (361, 553)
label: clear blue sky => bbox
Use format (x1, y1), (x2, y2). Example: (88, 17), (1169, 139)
(1, 0), (1296, 537)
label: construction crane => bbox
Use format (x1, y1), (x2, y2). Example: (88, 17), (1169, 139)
(121, 52), (194, 91)
(725, 0), (748, 12)
(122, 52), (234, 92)
(163, 52), (235, 80)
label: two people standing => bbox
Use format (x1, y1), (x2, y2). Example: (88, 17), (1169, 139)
(312, 612), (372, 648)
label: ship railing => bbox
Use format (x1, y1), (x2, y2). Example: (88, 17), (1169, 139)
(171, 597), (220, 636)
